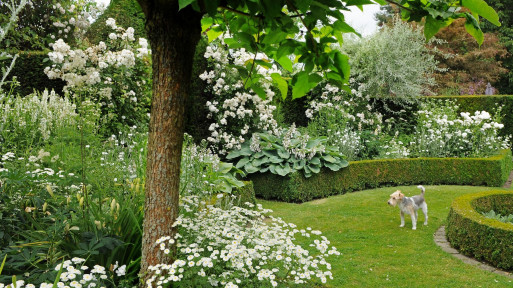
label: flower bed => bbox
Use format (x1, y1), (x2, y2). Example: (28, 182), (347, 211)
(446, 190), (513, 271)
(249, 149), (513, 203)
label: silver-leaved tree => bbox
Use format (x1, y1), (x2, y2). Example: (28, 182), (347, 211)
(134, 0), (500, 284)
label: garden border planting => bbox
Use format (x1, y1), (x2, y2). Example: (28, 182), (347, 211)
(446, 190), (513, 271)
(429, 95), (513, 148)
(249, 149), (513, 203)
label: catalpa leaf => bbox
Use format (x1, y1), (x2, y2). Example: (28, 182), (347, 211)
(462, 0), (500, 26)
(178, 0), (195, 11)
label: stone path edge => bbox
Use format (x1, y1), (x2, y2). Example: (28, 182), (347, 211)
(434, 226), (513, 279)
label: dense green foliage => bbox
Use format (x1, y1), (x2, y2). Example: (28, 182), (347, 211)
(249, 149), (513, 202)
(447, 191), (513, 271)
(8, 50), (65, 96)
(185, 37), (217, 142)
(85, 0), (146, 44)
(482, 210), (513, 224)
(227, 129), (348, 178)
(0, 0), (73, 50)
(481, 0), (513, 94)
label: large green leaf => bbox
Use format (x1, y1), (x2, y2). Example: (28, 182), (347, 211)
(333, 20), (360, 37)
(236, 158), (251, 169)
(332, 51), (350, 81)
(275, 165), (289, 176)
(226, 146), (252, 159)
(462, 0), (500, 26)
(277, 148), (290, 159)
(276, 55), (293, 72)
(292, 72), (321, 99)
(308, 164), (321, 174)
(271, 73), (289, 100)
(464, 14), (484, 46)
(178, 0), (195, 10)
(218, 162), (234, 173)
(206, 26), (224, 42)
(322, 154), (337, 163)
(324, 162), (341, 171)
(424, 16), (451, 41)
(309, 156), (321, 165)
(244, 162), (260, 174)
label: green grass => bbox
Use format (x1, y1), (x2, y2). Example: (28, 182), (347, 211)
(259, 185), (513, 288)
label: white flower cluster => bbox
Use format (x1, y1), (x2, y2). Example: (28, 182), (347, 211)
(0, 258), (125, 288)
(146, 196), (339, 287)
(45, 18), (149, 93)
(0, 89), (82, 142)
(305, 83), (382, 160)
(50, 2), (105, 41)
(200, 41), (280, 154)
(411, 100), (511, 157)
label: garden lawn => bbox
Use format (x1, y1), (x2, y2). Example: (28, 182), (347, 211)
(260, 185), (513, 288)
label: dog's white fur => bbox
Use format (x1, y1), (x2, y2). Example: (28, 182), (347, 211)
(387, 185), (428, 230)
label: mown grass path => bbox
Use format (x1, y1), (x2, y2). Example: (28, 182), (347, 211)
(260, 185), (513, 288)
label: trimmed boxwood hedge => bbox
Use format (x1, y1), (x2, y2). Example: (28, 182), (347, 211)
(248, 149), (513, 203)
(233, 181), (257, 208)
(446, 191), (513, 271)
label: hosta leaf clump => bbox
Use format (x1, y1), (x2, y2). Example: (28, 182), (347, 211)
(227, 125), (348, 178)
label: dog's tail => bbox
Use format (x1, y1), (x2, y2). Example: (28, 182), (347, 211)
(417, 185), (425, 195)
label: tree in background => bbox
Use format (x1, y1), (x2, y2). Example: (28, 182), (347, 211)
(86, 0), (147, 44)
(480, 0), (513, 94)
(0, 0), (100, 51)
(432, 18), (508, 95)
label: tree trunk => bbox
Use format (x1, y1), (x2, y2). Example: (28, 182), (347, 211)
(137, 1), (203, 285)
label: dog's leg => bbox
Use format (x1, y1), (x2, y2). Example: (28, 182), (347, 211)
(409, 206), (417, 230)
(400, 211), (405, 228)
(421, 203), (428, 225)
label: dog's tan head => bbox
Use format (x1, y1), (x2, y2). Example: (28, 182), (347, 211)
(387, 190), (404, 207)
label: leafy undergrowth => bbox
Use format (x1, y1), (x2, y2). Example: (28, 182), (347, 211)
(260, 185), (513, 288)
(482, 210), (513, 225)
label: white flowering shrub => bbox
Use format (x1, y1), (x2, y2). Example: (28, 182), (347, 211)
(305, 84), (384, 161)
(45, 17), (151, 133)
(146, 196), (339, 288)
(410, 99), (511, 157)
(0, 258), (127, 288)
(201, 40), (281, 154)
(0, 89), (99, 152)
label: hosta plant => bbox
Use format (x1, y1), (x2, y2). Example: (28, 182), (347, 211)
(227, 125), (348, 178)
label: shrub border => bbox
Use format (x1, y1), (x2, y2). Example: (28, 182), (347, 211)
(446, 191), (513, 271)
(249, 149), (513, 203)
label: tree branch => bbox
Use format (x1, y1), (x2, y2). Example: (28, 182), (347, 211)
(219, 6), (263, 19)
(384, 0), (413, 12)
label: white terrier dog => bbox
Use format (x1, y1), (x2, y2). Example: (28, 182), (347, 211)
(387, 185), (428, 230)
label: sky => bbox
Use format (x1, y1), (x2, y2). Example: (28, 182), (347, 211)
(94, 0), (380, 36)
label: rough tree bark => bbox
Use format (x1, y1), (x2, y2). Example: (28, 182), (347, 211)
(136, 0), (203, 285)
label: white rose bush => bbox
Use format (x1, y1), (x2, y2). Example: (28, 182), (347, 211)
(201, 39), (281, 154)
(45, 17), (151, 133)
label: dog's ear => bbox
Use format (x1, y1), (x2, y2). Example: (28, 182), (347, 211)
(398, 192), (405, 199)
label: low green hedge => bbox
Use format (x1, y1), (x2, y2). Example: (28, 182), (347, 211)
(233, 181), (257, 208)
(446, 191), (513, 271)
(249, 149), (513, 203)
